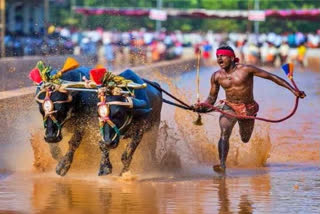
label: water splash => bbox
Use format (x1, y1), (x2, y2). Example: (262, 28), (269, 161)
(151, 71), (272, 169)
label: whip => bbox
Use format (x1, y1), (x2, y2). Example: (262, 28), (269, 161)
(193, 50), (203, 125)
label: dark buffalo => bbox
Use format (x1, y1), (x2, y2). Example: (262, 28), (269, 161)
(31, 62), (162, 176)
(92, 69), (163, 176)
(30, 61), (97, 176)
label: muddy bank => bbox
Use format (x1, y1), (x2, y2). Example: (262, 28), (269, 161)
(0, 55), (97, 92)
(0, 93), (37, 170)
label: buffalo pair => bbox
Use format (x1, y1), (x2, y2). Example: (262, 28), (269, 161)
(30, 58), (162, 176)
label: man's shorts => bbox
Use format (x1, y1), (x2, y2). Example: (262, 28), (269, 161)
(217, 100), (259, 117)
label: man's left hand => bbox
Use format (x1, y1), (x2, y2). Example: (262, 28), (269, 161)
(294, 90), (306, 98)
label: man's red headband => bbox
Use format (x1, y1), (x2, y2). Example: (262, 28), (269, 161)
(216, 49), (239, 63)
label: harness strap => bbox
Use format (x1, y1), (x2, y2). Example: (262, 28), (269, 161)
(107, 118), (121, 140)
(99, 114), (133, 141)
(36, 87), (73, 137)
(144, 77), (302, 124)
(98, 96), (134, 141)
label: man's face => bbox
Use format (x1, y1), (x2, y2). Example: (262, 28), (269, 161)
(217, 54), (234, 69)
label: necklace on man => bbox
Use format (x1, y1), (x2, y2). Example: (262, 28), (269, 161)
(226, 65), (236, 80)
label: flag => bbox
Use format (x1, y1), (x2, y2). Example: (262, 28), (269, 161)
(282, 63), (294, 79)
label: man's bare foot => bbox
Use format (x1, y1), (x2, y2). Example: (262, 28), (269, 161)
(213, 165), (226, 174)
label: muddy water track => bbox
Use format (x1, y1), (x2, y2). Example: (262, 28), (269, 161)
(0, 62), (319, 213)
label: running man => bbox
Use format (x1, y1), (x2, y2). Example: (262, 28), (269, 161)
(194, 45), (306, 173)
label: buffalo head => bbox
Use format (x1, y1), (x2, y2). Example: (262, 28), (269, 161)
(98, 91), (151, 147)
(35, 84), (73, 143)
(29, 58), (79, 143)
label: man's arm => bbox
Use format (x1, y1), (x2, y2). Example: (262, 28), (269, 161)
(204, 72), (220, 105)
(250, 65), (305, 98)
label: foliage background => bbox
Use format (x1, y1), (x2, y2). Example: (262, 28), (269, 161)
(50, 0), (320, 33)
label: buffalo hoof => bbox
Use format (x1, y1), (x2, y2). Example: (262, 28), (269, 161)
(56, 152), (74, 176)
(98, 164), (112, 176)
(119, 166), (129, 176)
(213, 164), (226, 174)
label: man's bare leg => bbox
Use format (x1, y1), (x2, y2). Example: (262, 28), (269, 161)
(238, 119), (255, 143)
(214, 113), (237, 173)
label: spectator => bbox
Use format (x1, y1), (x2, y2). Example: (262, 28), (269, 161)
(297, 42), (307, 67)
(104, 41), (115, 70)
(279, 41), (290, 64)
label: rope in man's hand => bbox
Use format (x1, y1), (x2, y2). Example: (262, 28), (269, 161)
(190, 63), (305, 123)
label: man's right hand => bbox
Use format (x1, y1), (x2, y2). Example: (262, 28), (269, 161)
(191, 102), (212, 113)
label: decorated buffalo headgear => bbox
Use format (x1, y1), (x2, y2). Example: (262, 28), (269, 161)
(88, 68), (149, 141)
(88, 67), (146, 95)
(29, 58), (80, 135)
(29, 57), (80, 85)
(30, 58), (148, 142)
(216, 46), (239, 63)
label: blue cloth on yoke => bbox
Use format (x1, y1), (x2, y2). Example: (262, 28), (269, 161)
(119, 69), (153, 117)
(49, 68), (156, 114)
(51, 66), (91, 82)
(119, 69), (150, 107)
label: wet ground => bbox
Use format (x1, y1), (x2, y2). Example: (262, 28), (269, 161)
(0, 66), (319, 213)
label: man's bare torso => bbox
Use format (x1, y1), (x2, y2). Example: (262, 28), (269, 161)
(214, 64), (254, 104)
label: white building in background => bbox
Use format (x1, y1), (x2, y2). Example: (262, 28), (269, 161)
(6, 0), (46, 35)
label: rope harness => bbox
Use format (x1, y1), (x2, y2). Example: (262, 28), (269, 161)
(143, 78), (302, 123)
(97, 88), (133, 141)
(35, 84), (134, 141)
(35, 86), (73, 137)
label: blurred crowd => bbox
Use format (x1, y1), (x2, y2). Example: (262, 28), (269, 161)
(196, 31), (319, 67)
(4, 27), (186, 69)
(4, 26), (320, 68)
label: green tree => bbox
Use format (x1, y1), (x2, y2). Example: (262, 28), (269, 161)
(49, 0), (320, 33)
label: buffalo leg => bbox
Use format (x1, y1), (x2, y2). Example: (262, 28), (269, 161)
(120, 125), (144, 176)
(98, 141), (113, 176)
(56, 130), (83, 176)
(48, 143), (62, 160)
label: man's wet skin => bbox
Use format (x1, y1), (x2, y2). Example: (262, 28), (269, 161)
(199, 46), (306, 174)
(216, 57), (255, 104)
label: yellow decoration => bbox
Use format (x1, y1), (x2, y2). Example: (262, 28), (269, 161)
(60, 57), (79, 73)
(48, 25), (55, 34)
(95, 64), (105, 69)
(50, 57), (80, 80)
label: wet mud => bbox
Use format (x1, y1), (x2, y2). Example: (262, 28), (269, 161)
(0, 65), (319, 213)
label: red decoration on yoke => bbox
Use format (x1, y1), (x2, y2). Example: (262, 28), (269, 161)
(89, 68), (107, 85)
(29, 68), (43, 84)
